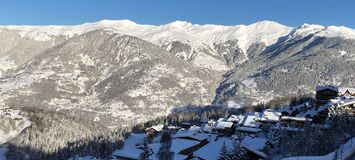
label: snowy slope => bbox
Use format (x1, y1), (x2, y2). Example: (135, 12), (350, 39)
(0, 20), (292, 53)
(2, 20), (355, 72)
(2, 20), (355, 52)
(0, 109), (31, 145)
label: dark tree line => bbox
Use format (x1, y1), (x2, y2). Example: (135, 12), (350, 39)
(279, 114), (355, 157)
(6, 107), (128, 160)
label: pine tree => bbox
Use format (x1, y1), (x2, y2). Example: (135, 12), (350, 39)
(140, 139), (151, 160)
(219, 142), (230, 160)
(156, 131), (174, 160)
(230, 142), (244, 160)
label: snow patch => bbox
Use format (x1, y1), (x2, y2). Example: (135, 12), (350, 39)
(0, 56), (16, 77)
(339, 50), (348, 56)
(227, 100), (242, 108)
(191, 52), (229, 71)
(79, 54), (95, 66)
(241, 78), (257, 88)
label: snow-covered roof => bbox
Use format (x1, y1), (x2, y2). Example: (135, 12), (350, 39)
(171, 139), (201, 153)
(226, 115), (243, 122)
(167, 125), (181, 130)
(339, 87), (355, 95)
(112, 133), (146, 159)
(330, 97), (355, 108)
(174, 130), (211, 142)
(207, 119), (216, 124)
(239, 112), (261, 128)
(202, 121), (216, 133)
(215, 121), (234, 129)
(146, 124), (164, 132)
(146, 139), (199, 160)
(149, 139), (200, 157)
(316, 85), (338, 92)
(217, 117), (226, 122)
(188, 125), (201, 132)
(194, 137), (234, 160)
(113, 148), (142, 160)
(281, 116), (311, 122)
(260, 109), (281, 122)
(241, 136), (268, 151)
(114, 133), (200, 160)
(300, 108), (320, 117)
(237, 126), (262, 133)
(316, 86), (355, 95)
(241, 144), (268, 158)
(122, 134), (146, 148)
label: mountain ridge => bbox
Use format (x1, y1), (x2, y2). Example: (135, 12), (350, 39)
(2, 20), (355, 72)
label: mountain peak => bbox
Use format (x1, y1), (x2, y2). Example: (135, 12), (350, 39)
(166, 20), (194, 28)
(94, 19), (138, 27)
(248, 20), (289, 29)
(288, 23), (325, 37)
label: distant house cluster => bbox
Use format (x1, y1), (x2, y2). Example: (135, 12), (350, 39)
(114, 85), (355, 160)
(316, 85), (355, 116)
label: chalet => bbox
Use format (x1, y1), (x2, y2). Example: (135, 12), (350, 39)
(180, 122), (192, 129)
(167, 125), (181, 132)
(217, 117), (227, 122)
(237, 126), (262, 135)
(238, 112), (262, 128)
(214, 121), (235, 135)
(148, 138), (206, 159)
(330, 98), (355, 116)
(193, 137), (234, 160)
(241, 136), (273, 159)
(316, 85), (339, 107)
(113, 148), (144, 160)
(200, 117), (209, 124)
(280, 116), (312, 131)
(242, 145), (268, 159)
(114, 136), (206, 160)
(339, 88), (355, 97)
(176, 138), (208, 158)
(235, 113), (262, 136)
(145, 124), (164, 135)
(202, 120), (216, 133)
(226, 115), (243, 124)
(188, 125), (202, 132)
(260, 109), (281, 123)
(173, 131), (211, 158)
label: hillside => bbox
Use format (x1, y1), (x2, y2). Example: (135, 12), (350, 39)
(0, 20), (354, 159)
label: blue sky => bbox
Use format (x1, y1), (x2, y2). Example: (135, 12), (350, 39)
(0, 0), (354, 28)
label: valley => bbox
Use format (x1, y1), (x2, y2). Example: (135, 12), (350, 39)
(0, 20), (354, 159)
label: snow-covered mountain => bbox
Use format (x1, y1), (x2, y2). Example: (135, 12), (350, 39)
(0, 20), (289, 71)
(0, 20), (292, 52)
(0, 20), (355, 159)
(0, 30), (220, 127)
(0, 19), (355, 117)
(2, 20), (355, 73)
